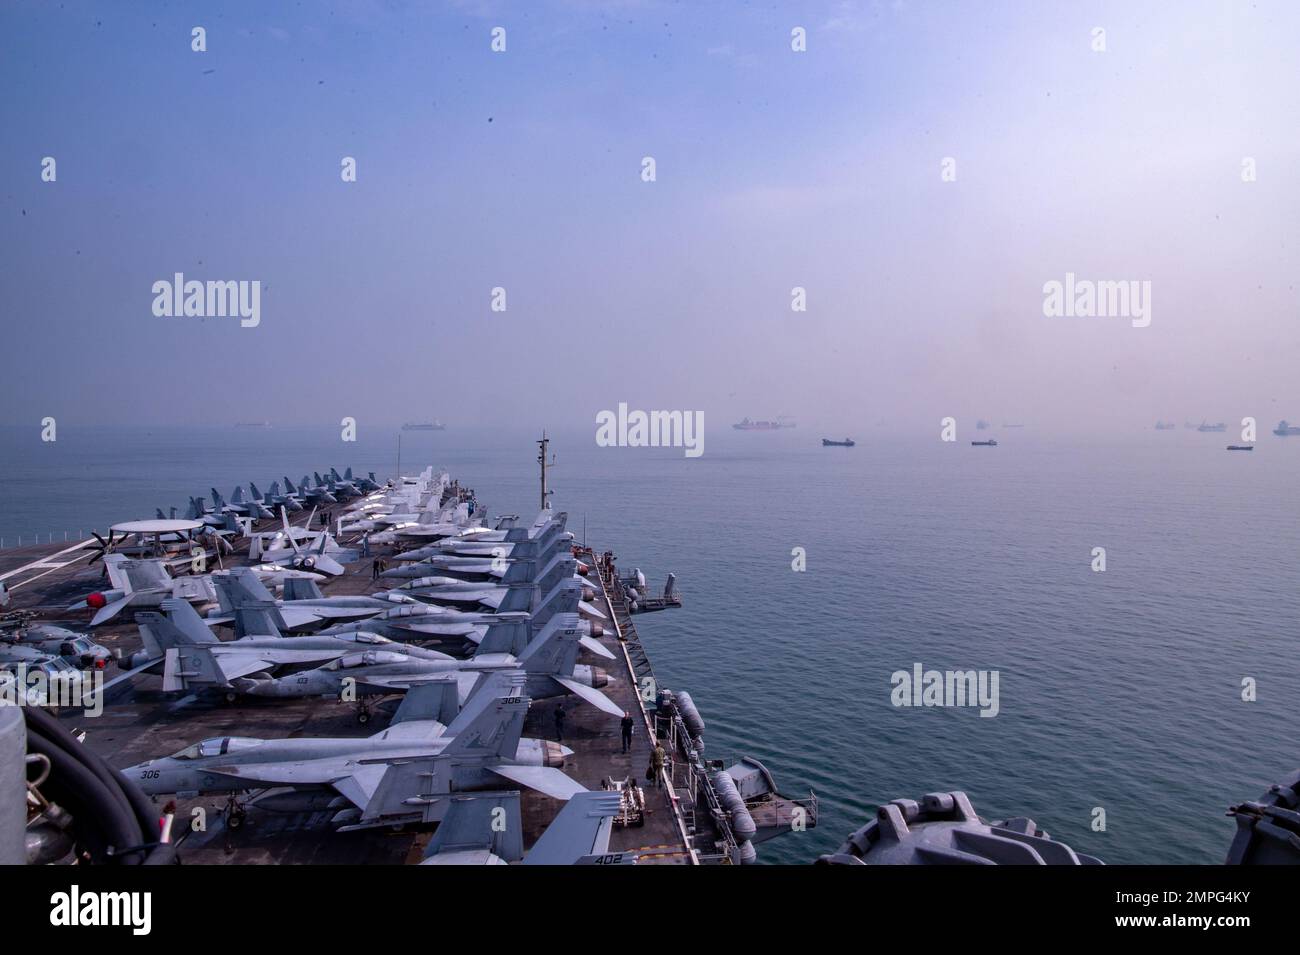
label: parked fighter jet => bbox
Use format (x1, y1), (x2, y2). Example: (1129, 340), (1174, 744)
(69, 555), (219, 626)
(285, 475), (336, 505)
(208, 567), (531, 637)
(226, 611), (620, 719)
(122, 598), (455, 701)
(385, 555), (587, 614)
(420, 790), (632, 865)
(255, 508), (356, 577)
(124, 672), (585, 829)
(365, 500), (490, 546)
(205, 569), (396, 632)
(250, 481), (303, 513)
(212, 487), (274, 520)
(392, 512), (568, 563)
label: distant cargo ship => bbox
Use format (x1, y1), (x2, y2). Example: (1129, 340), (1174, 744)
(402, 421), (446, 431)
(1198, 421), (1226, 432)
(1227, 445), (1254, 451)
(822, 438), (855, 447)
(1155, 421), (1176, 430)
(975, 420), (990, 430)
(234, 421), (271, 428)
(733, 417), (796, 431)
(1274, 420), (1300, 436)
(972, 439), (998, 447)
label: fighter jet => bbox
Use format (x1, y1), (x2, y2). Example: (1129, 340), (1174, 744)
(225, 611), (620, 718)
(420, 790), (632, 865)
(284, 475), (336, 505)
(386, 555), (590, 615)
(122, 597), (456, 701)
(365, 500), (491, 546)
(392, 512), (568, 563)
(213, 566), (534, 637)
(124, 672), (585, 829)
(250, 480), (303, 514)
(69, 554), (219, 626)
(205, 569), (399, 632)
(211, 487), (274, 520)
(255, 508), (357, 577)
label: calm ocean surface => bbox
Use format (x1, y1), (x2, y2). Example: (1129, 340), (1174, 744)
(2, 423), (1296, 864)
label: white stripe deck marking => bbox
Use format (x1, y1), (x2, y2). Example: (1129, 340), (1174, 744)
(0, 540), (96, 588)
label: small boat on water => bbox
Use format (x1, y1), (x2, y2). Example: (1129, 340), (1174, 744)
(1227, 445), (1254, 451)
(971, 439), (998, 447)
(1273, 420), (1300, 436)
(822, 438), (855, 447)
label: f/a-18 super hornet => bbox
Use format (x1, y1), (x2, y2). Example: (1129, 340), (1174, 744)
(220, 611), (621, 719)
(252, 508), (357, 577)
(283, 475), (336, 505)
(380, 554), (582, 612)
(124, 671), (585, 829)
(250, 480), (303, 513)
(390, 510), (567, 563)
(420, 790), (632, 865)
(121, 597), (456, 702)
(212, 566), (535, 639)
(210, 486), (274, 521)
(205, 568), (403, 632)
(364, 499), (491, 546)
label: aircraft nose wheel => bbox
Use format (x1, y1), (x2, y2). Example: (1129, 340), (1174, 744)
(224, 795), (247, 829)
(356, 702), (372, 725)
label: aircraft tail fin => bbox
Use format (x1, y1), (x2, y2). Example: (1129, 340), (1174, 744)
(522, 791), (624, 865)
(518, 613), (582, 676)
(231, 600), (287, 639)
(533, 579), (582, 627)
(422, 793), (524, 863)
(161, 644), (226, 692)
(495, 582), (537, 615)
(535, 556), (577, 596)
(249, 482), (262, 500)
(210, 488), (226, 508)
(442, 671), (528, 757)
(281, 577), (324, 601)
(473, 619), (529, 657)
(384, 676), (461, 729)
(500, 559), (537, 584)
(137, 599), (221, 656)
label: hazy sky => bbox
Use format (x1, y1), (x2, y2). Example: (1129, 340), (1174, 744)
(3, 0), (1298, 434)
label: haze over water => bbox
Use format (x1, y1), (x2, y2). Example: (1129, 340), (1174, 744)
(3, 423), (1296, 864)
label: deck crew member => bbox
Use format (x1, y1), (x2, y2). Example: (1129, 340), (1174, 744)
(621, 711), (634, 753)
(649, 741), (666, 787)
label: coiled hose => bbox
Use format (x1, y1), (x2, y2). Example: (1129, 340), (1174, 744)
(23, 706), (177, 865)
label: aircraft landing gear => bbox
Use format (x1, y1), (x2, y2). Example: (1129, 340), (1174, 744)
(355, 700), (372, 725)
(224, 794), (247, 829)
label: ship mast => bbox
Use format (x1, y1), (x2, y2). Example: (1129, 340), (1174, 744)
(537, 431), (555, 511)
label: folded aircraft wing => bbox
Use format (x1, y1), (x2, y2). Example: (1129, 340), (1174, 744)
(553, 677), (623, 716)
(487, 764), (586, 800)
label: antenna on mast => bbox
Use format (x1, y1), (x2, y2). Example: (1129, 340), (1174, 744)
(537, 431), (556, 511)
